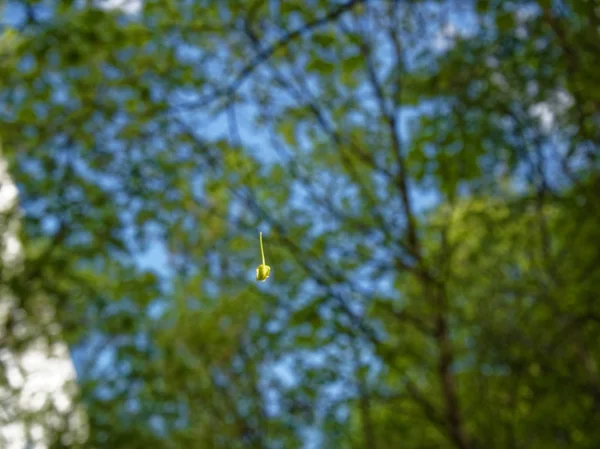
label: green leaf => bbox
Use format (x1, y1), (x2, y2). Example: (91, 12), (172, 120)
(341, 54), (363, 73)
(307, 58), (335, 75)
(278, 121), (296, 146)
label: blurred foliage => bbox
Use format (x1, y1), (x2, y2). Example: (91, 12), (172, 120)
(1, 0), (599, 448)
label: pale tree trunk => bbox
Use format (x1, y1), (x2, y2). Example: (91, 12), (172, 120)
(0, 144), (88, 449)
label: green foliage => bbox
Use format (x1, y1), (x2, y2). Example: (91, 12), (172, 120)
(1, 1), (598, 448)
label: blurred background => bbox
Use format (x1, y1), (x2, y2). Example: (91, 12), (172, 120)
(0, 0), (599, 448)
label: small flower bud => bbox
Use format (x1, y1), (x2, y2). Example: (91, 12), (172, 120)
(256, 232), (270, 282)
(256, 263), (271, 281)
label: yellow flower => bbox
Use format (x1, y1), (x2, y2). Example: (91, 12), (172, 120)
(256, 232), (271, 281)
